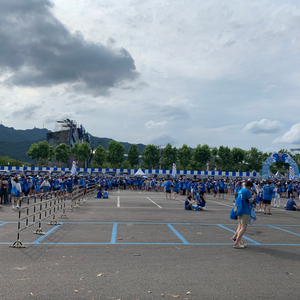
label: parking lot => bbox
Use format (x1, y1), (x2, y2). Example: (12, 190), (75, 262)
(1, 189), (300, 300)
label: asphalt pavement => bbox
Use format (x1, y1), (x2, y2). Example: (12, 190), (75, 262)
(1, 189), (300, 300)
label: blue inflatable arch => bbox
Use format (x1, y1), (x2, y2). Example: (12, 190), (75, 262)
(261, 152), (299, 180)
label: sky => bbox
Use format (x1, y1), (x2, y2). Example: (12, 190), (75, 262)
(1, 0), (300, 153)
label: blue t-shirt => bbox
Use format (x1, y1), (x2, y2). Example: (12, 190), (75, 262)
(285, 199), (297, 210)
(200, 183), (206, 192)
(66, 180), (73, 190)
(263, 185), (273, 201)
(218, 182), (225, 190)
(237, 188), (253, 215)
(164, 181), (171, 191)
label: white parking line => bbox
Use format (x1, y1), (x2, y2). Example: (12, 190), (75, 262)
(117, 196), (120, 208)
(146, 197), (162, 208)
(206, 199), (233, 208)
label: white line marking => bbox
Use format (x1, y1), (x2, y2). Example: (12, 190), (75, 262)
(118, 189), (120, 194)
(146, 197), (162, 208)
(206, 199), (233, 208)
(117, 196), (120, 208)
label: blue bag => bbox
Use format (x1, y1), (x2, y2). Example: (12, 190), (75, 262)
(230, 195), (243, 220)
(11, 186), (18, 197)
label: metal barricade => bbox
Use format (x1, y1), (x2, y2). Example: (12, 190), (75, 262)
(10, 185), (96, 248)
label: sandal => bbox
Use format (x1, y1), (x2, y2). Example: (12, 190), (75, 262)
(268, 213), (272, 215)
(233, 244), (245, 249)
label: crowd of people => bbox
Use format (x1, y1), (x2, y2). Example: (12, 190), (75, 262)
(1, 172), (300, 213)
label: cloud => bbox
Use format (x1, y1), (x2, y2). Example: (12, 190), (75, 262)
(243, 119), (283, 134)
(0, 0), (138, 96)
(145, 120), (167, 128)
(273, 123), (300, 144)
(9, 103), (43, 119)
(150, 132), (177, 147)
(166, 97), (188, 107)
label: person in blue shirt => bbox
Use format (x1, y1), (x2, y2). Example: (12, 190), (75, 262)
(196, 192), (206, 210)
(173, 180), (179, 200)
(164, 179), (172, 199)
(103, 189), (109, 198)
(66, 178), (74, 199)
(218, 180), (225, 199)
(285, 195), (299, 210)
(263, 181), (274, 215)
(231, 181), (254, 249)
(199, 180), (206, 201)
(184, 196), (193, 210)
(213, 182), (218, 198)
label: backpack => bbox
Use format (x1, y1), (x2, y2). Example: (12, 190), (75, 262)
(230, 195), (243, 220)
(11, 186), (18, 197)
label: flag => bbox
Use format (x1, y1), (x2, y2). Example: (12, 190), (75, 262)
(71, 160), (77, 175)
(172, 163), (176, 177)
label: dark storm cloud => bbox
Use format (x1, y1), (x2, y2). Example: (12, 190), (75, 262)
(0, 0), (138, 96)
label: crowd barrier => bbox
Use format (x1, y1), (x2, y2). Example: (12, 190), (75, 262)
(10, 184), (96, 248)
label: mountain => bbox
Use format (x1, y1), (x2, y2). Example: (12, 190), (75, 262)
(0, 124), (146, 164)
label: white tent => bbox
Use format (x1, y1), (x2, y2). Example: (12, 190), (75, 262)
(134, 168), (145, 176)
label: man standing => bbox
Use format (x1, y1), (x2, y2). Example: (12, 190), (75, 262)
(218, 179), (225, 199)
(263, 181), (274, 215)
(231, 181), (254, 249)
(164, 179), (172, 199)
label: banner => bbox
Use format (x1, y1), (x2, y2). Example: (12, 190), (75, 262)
(289, 166), (294, 181)
(172, 163), (176, 177)
(71, 160), (77, 175)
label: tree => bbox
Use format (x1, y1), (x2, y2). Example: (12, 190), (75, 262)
(177, 144), (191, 170)
(218, 146), (232, 171)
(70, 142), (91, 167)
(93, 145), (107, 167)
(192, 144), (211, 170)
(127, 144), (140, 168)
(120, 160), (131, 169)
(55, 143), (70, 166)
(107, 141), (125, 168)
(27, 141), (54, 167)
(161, 143), (177, 170)
(142, 144), (160, 169)
(231, 147), (246, 171)
(244, 147), (264, 172)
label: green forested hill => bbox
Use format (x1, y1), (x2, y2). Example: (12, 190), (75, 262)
(0, 125), (146, 164)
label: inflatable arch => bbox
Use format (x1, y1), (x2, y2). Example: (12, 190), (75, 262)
(261, 152), (299, 180)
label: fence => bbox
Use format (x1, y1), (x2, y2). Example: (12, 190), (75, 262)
(10, 184), (96, 248)
(0, 166), (258, 178)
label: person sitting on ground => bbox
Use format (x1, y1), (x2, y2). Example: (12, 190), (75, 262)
(184, 195), (193, 210)
(95, 187), (103, 199)
(103, 189), (109, 199)
(195, 192), (206, 210)
(285, 195), (300, 210)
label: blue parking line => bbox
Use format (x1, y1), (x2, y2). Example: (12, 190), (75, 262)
(167, 223), (189, 244)
(218, 224), (261, 245)
(0, 222), (7, 227)
(32, 224), (62, 244)
(111, 223), (118, 244)
(269, 225), (300, 237)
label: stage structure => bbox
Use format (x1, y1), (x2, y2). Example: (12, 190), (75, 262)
(261, 152), (299, 180)
(46, 119), (93, 167)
